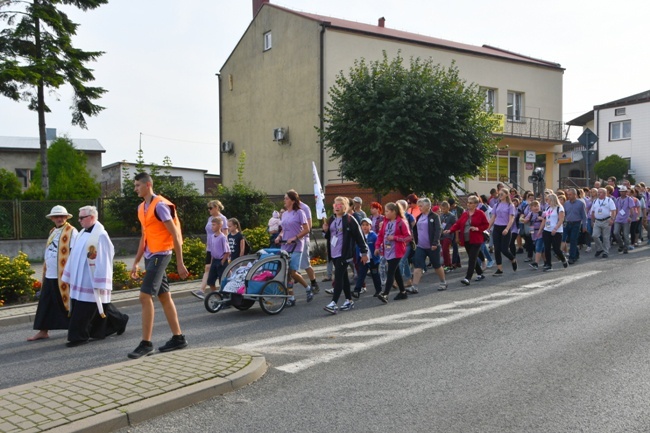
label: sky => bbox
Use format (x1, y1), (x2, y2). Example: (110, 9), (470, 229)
(1, 0), (648, 175)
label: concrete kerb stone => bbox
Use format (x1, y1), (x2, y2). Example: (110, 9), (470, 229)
(4, 348), (267, 433)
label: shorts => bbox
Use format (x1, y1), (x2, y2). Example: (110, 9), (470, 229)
(300, 241), (311, 269)
(534, 237), (544, 253)
(140, 254), (172, 297)
(207, 258), (227, 287)
(413, 245), (441, 270)
(289, 251), (302, 271)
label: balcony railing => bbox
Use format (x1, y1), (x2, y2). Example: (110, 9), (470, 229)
(497, 116), (565, 141)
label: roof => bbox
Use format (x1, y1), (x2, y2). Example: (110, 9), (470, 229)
(0, 136), (105, 152)
(102, 161), (208, 174)
(594, 89), (650, 110)
(566, 111), (594, 126)
(267, 4), (563, 70)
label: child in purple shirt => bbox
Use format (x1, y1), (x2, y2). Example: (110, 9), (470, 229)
(207, 218), (230, 291)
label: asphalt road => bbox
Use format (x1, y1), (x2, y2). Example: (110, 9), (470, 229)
(4, 247), (650, 432)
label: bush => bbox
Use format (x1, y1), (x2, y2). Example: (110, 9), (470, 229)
(242, 226), (271, 253)
(594, 154), (629, 182)
(0, 252), (37, 305)
(166, 236), (206, 280)
(113, 260), (144, 290)
(217, 183), (275, 230)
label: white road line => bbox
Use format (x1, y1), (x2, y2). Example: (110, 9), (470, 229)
(235, 271), (600, 373)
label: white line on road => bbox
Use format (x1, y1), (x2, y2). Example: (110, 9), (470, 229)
(235, 271), (600, 373)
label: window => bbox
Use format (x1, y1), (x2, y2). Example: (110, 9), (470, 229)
(507, 91), (523, 121)
(610, 120), (631, 140)
(15, 168), (30, 188)
(481, 88), (496, 111)
(615, 107), (626, 116)
(263, 31), (272, 51)
(479, 151), (511, 182)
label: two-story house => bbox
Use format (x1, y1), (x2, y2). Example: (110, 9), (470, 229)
(219, 0), (567, 198)
(568, 90), (650, 184)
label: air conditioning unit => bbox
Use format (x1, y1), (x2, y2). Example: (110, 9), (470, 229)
(273, 127), (287, 142)
(220, 141), (234, 153)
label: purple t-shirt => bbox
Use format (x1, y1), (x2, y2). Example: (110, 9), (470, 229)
(416, 214), (430, 249)
(615, 196), (634, 223)
(208, 232), (230, 260)
(299, 202), (312, 241)
(329, 216), (344, 258)
(281, 209), (307, 253)
(383, 220), (398, 260)
(205, 214), (228, 252)
(493, 202), (516, 227)
(144, 200), (173, 259)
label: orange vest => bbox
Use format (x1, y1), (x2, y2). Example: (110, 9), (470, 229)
(138, 195), (182, 254)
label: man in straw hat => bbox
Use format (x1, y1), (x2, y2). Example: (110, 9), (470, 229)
(28, 205), (78, 341)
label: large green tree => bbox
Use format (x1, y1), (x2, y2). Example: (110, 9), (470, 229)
(321, 52), (500, 196)
(0, 167), (23, 199)
(24, 136), (101, 199)
(0, 0), (107, 196)
(594, 154), (629, 182)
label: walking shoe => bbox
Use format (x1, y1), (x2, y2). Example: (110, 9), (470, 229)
(311, 282), (320, 294)
(601, 253), (608, 259)
(618, 247), (624, 253)
(438, 282), (448, 291)
(585, 246), (592, 252)
(493, 270), (503, 277)
(444, 266), (454, 273)
(623, 249), (629, 254)
(158, 334), (188, 353)
(475, 274), (485, 282)
(360, 287), (367, 294)
(405, 285), (417, 294)
(321, 277), (332, 282)
(543, 265), (552, 272)
(324, 302), (338, 314)
(460, 278), (470, 286)
(529, 262), (539, 270)
(524, 257), (532, 262)
(486, 260), (495, 268)
(568, 259), (575, 265)
(191, 290), (205, 300)
(511, 260), (518, 272)
(352, 290), (360, 299)
(128, 340), (154, 359)
(377, 293), (388, 304)
(595, 250), (603, 257)
(340, 300), (355, 311)
(306, 290), (314, 303)
(394, 291), (408, 300)
(286, 298), (296, 307)
(325, 288), (334, 295)
(562, 260), (568, 269)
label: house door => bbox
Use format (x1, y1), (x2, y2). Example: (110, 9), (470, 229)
(509, 153), (520, 190)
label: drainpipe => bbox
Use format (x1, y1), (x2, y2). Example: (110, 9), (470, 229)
(595, 107), (599, 181)
(217, 72), (222, 186)
(319, 23), (327, 185)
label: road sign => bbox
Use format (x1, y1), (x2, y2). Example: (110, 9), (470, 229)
(577, 128), (598, 149)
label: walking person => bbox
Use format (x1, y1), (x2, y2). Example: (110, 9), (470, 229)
(352, 218), (382, 298)
(590, 187), (616, 259)
(411, 198), (449, 292)
(539, 193), (568, 271)
(563, 188), (588, 264)
(444, 195), (489, 285)
(397, 199), (415, 288)
(524, 200), (545, 269)
(28, 206), (78, 341)
(192, 200), (228, 300)
(613, 185), (635, 254)
(375, 202), (412, 303)
(322, 197), (369, 314)
(63, 206), (129, 347)
(487, 188), (518, 276)
(128, 172), (189, 359)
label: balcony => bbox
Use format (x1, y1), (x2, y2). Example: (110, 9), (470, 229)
(495, 115), (566, 142)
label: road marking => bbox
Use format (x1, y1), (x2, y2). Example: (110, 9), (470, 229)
(235, 271), (601, 373)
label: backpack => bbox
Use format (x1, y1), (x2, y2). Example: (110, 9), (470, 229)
(242, 237), (252, 255)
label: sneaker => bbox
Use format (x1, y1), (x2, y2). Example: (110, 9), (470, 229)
(493, 270), (503, 277)
(190, 290), (205, 300)
(158, 334), (188, 353)
(512, 260), (518, 272)
(377, 293), (388, 304)
(352, 290), (360, 299)
(475, 274), (485, 282)
(437, 282), (448, 291)
(524, 257), (532, 262)
(324, 302), (338, 314)
(618, 247), (624, 253)
(128, 340), (154, 359)
(321, 277), (332, 282)
(411, 285), (419, 294)
(325, 288), (334, 295)
(460, 278), (470, 286)
(444, 266), (454, 273)
(585, 246), (592, 252)
(360, 287), (367, 294)
(601, 253), (608, 259)
(595, 250), (603, 257)
(542, 265), (552, 272)
(306, 290), (314, 303)
(311, 282), (320, 294)
(340, 301), (355, 311)
(529, 263), (539, 270)
(405, 285), (417, 294)
(486, 260), (495, 268)
(562, 260), (568, 269)
(394, 292), (408, 300)
(286, 298), (296, 307)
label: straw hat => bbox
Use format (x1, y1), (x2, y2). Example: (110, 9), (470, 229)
(46, 205), (72, 219)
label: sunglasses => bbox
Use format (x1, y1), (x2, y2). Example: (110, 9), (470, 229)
(78, 215), (91, 221)
(208, 207), (213, 210)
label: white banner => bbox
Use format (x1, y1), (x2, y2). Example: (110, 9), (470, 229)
(312, 161), (327, 219)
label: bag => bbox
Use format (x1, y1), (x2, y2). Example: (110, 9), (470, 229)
(408, 239), (416, 259)
(242, 237), (252, 255)
(482, 230), (491, 243)
(379, 256), (388, 287)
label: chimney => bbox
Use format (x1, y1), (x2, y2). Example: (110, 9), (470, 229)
(45, 128), (57, 141)
(253, 0), (269, 17)
(378, 17), (385, 28)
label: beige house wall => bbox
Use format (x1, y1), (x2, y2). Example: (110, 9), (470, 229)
(220, 7), (322, 194)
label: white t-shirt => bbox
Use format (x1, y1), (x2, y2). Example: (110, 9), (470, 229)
(543, 205), (564, 233)
(590, 197), (616, 219)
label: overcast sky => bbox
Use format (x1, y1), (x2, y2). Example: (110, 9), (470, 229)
(1, 0), (648, 175)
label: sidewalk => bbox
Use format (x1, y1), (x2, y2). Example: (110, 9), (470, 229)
(0, 347), (267, 433)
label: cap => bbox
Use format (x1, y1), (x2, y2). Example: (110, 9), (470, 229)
(360, 217), (372, 225)
(619, 185), (628, 192)
(46, 205), (72, 219)
(353, 197), (362, 204)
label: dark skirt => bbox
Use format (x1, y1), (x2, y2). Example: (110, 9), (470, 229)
(33, 278), (70, 331)
(67, 299), (129, 343)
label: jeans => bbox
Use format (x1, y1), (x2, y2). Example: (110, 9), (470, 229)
(451, 238), (461, 266)
(480, 243), (493, 263)
(355, 260), (382, 294)
(614, 222), (630, 250)
(399, 244), (412, 280)
(564, 221), (582, 260)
